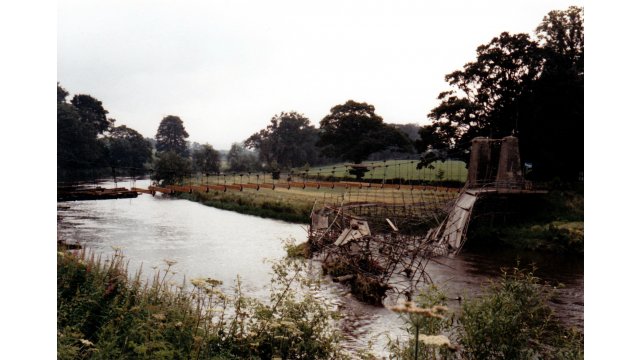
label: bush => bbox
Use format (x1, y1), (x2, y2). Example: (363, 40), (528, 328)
(57, 248), (348, 359)
(457, 266), (583, 359)
(387, 268), (583, 360)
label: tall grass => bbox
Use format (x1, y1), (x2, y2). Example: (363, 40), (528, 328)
(57, 248), (348, 359)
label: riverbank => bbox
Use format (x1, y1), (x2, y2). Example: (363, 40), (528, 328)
(57, 193), (583, 357)
(58, 246), (583, 359)
(466, 190), (584, 254)
(57, 247), (349, 359)
(175, 183), (584, 255)
(177, 190), (312, 223)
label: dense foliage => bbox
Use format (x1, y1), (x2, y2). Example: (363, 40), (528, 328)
(57, 84), (152, 180)
(58, 249), (347, 359)
(318, 100), (412, 164)
(152, 151), (192, 185)
(418, 6), (583, 181)
(155, 115), (190, 158)
(192, 143), (222, 175)
(103, 125), (152, 171)
(226, 143), (261, 173)
(389, 267), (583, 360)
(245, 112), (321, 170)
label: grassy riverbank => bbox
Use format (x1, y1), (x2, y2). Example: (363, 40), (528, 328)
(57, 248), (348, 359)
(177, 190), (313, 224)
(178, 186), (584, 255)
(466, 190), (584, 254)
(58, 246), (582, 358)
(174, 178), (459, 225)
(169, 161), (582, 255)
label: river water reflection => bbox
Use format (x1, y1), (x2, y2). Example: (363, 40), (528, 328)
(57, 179), (583, 357)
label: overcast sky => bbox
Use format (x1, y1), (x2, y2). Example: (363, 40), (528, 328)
(58, 0), (583, 150)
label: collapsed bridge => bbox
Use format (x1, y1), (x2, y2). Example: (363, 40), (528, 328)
(307, 136), (547, 304)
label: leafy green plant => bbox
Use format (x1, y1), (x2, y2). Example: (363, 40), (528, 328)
(457, 266), (583, 359)
(387, 285), (457, 360)
(387, 269), (583, 360)
(58, 247), (348, 359)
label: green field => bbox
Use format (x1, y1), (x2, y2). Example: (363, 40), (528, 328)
(177, 160), (467, 223)
(292, 159), (468, 182)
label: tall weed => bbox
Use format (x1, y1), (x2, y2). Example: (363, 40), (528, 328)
(57, 248), (347, 359)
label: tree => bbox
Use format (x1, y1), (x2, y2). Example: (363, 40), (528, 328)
(58, 83), (69, 103)
(226, 143), (261, 173)
(192, 143), (221, 174)
(71, 94), (114, 135)
(155, 115), (190, 157)
(245, 111), (320, 169)
(524, 6), (583, 180)
(58, 101), (107, 173)
(428, 32), (543, 141)
(420, 6), (583, 181)
(58, 84), (109, 178)
(536, 6), (584, 70)
(152, 151), (191, 185)
(391, 123), (422, 142)
(104, 125), (152, 172)
(318, 100), (411, 163)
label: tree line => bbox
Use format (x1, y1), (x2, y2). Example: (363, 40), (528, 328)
(57, 86), (224, 183)
(58, 6), (583, 184)
(242, 6), (584, 182)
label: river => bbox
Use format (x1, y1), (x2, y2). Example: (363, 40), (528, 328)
(57, 178), (583, 357)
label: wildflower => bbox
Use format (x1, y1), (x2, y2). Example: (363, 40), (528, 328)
(191, 278), (207, 288)
(280, 320), (296, 329)
(79, 339), (94, 347)
(418, 334), (457, 350)
(205, 278), (223, 287)
(163, 259), (177, 267)
(388, 302), (447, 319)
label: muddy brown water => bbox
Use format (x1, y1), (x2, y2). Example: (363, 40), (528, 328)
(57, 179), (583, 357)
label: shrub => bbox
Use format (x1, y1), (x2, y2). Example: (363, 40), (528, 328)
(387, 268), (583, 360)
(57, 248), (348, 359)
(457, 266), (583, 359)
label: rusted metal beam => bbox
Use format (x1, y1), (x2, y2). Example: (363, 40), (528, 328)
(225, 184), (243, 191)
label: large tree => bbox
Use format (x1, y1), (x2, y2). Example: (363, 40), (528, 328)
(317, 100), (411, 164)
(57, 84), (108, 177)
(524, 6), (584, 179)
(71, 94), (114, 135)
(153, 151), (191, 185)
(155, 115), (190, 157)
(58, 100), (107, 172)
(418, 6), (583, 180)
(245, 112), (320, 169)
(104, 125), (152, 172)
(428, 32), (543, 142)
(226, 143), (261, 173)
(192, 143), (221, 174)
